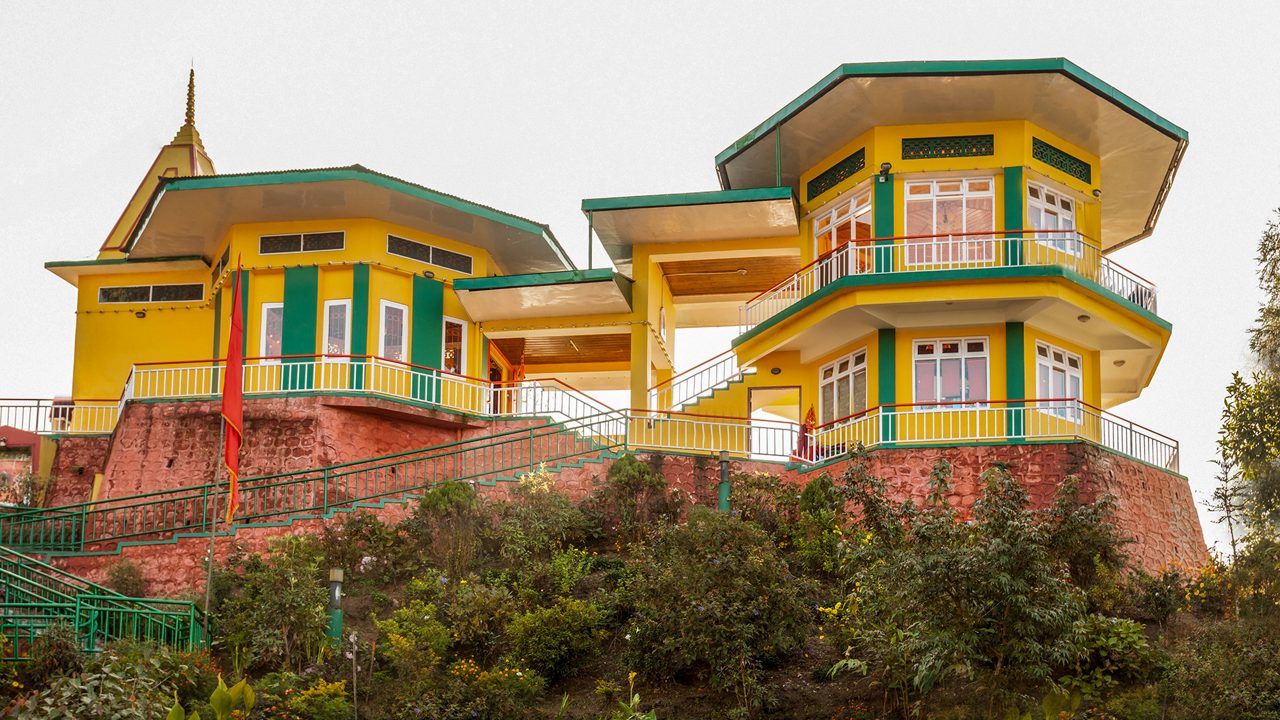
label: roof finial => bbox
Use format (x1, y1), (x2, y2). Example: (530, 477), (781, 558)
(185, 68), (196, 127)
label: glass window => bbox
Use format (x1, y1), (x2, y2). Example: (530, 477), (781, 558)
(98, 284), (203, 304)
(260, 232), (345, 255)
(260, 303), (284, 360)
(443, 318), (466, 375)
(323, 300), (351, 359)
(1027, 182), (1078, 253)
(913, 337), (988, 405)
(380, 301), (408, 362)
(1036, 342), (1083, 418)
(813, 190), (872, 257)
(903, 178), (995, 265)
(819, 349), (867, 425)
(387, 235), (474, 275)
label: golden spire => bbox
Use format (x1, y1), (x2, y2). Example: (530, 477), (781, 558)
(185, 68), (195, 127)
(172, 68), (205, 151)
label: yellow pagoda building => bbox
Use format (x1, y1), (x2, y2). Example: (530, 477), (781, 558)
(0, 60), (1205, 572)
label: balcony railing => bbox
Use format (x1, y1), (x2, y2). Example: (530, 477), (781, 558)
(739, 230), (1159, 332)
(647, 349), (756, 412)
(0, 399), (120, 435)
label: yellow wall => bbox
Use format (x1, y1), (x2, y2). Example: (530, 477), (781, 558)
(1025, 325), (1102, 406)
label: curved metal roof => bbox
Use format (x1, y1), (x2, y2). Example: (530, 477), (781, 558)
(715, 59), (1188, 252)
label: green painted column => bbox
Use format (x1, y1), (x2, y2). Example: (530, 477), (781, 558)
(239, 270), (250, 357)
(411, 275), (444, 402)
(873, 174), (895, 273)
(1003, 166), (1024, 266)
(282, 266), (319, 389)
(350, 264), (370, 389)
(1006, 321), (1026, 441)
(878, 328), (896, 443)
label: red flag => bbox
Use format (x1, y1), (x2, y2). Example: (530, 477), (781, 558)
(221, 260), (245, 524)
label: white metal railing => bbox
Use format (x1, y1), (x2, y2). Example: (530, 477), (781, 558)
(648, 350), (757, 412)
(739, 231), (1159, 332)
(0, 400), (119, 435)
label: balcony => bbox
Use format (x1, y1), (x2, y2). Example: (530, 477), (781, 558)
(739, 231), (1159, 334)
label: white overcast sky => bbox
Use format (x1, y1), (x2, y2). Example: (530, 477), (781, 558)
(0, 1), (1272, 551)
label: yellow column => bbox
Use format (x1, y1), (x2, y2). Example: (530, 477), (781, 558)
(629, 251), (656, 409)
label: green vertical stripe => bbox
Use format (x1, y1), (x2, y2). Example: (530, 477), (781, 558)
(351, 265), (370, 356)
(282, 267), (319, 356)
(1006, 321), (1025, 440)
(239, 270), (250, 354)
(878, 328), (896, 442)
(412, 276), (445, 401)
(873, 174), (895, 272)
(877, 328), (896, 405)
(1003, 166), (1024, 265)
(283, 266), (319, 389)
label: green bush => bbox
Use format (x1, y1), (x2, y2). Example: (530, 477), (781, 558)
(1163, 615), (1280, 719)
(494, 486), (594, 564)
(104, 559), (147, 597)
(729, 472), (800, 537)
(287, 678), (351, 720)
(505, 597), (604, 680)
(624, 507), (815, 713)
(375, 599), (451, 674)
(1062, 615), (1156, 696)
(320, 511), (415, 588)
(21, 622), (83, 687)
(587, 454), (679, 542)
(408, 481), (489, 578)
(444, 579), (515, 662)
(1128, 565), (1185, 626)
(214, 535), (329, 673)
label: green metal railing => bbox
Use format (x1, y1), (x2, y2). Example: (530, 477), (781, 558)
(0, 547), (204, 659)
(0, 412), (626, 555)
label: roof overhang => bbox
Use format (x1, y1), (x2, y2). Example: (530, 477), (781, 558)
(124, 166), (574, 274)
(454, 269), (633, 322)
(45, 255), (210, 287)
(582, 188), (799, 277)
(715, 59), (1188, 252)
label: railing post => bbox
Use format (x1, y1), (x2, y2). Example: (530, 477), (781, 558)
(322, 468), (330, 515)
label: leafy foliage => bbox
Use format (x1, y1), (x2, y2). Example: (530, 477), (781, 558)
(104, 559), (147, 597)
(505, 598), (604, 680)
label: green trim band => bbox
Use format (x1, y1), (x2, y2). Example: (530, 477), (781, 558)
(45, 255), (208, 269)
(455, 268), (620, 291)
(580, 186), (793, 213)
(733, 264), (1171, 348)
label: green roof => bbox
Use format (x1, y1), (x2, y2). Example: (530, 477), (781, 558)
(581, 187), (794, 213)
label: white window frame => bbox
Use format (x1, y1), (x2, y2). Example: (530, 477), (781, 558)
(1035, 341), (1083, 420)
(322, 299), (352, 361)
(818, 348), (868, 426)
(259, 302), (285, 363)
(378, 300), (409, 362)
(811, 188), (872, 258)
(912, 337), (990, 407)
(442, 316), (467, 375)
(1027, 182), (1079, 254)
(903, 177), (996, 266)
(98, 283), (205, 304)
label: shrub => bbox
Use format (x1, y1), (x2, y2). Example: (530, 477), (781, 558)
(505, 598), (604, 680)
(214, 535), (329, 673)
(288, 678), (351, 720)
(374, 599), (451, 675)
(104, 559), (147, 597)
(494, 487), (594, 564)
(1163, 615), (1280, 719)
(1184, 558), (1234, 617)
(408, 481), (489, 578)
(587, 454), (680, 542)
(445, 579), (515, 662)
(1061, 615), (1156, 696)
(1128, 565), (1185, 626)
(548, 546), (594, 596)
(320, 511), (414, 588)
(624, 507), (815, 713)
(21, 622), (83, 687)
(729, 472), (800, 537)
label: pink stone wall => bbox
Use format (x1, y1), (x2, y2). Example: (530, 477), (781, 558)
(44, 436), (110, 506)
(42, 396), (1207, 597)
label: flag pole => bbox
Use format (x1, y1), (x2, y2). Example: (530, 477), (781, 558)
(203, 416), (225, 639)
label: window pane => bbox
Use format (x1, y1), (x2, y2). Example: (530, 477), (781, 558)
(432, 247), (473, 274)
(1069, 374), (1082, 401)
(263, 306), (283, 357)
(99, 286), (151, 303)
(326, 304), (348, 355)
(260, 235), (302, 254)
(915, 360), (936, 402)
(1038, 364), (1051, 398)
(443, 320), (464, 374)
(965, 357), (987, 401)
(836, 376), (850, 419)
(852, 369), (868, 414)
(939, 358), (963, 401)
(387, 235), (432, 263)
(383, 306), (405, 361)
(151, 284), (204, 302)
(1052, 368), (1067, 398)
(303, 232), (345, 252)
(821, 383), (835, 424)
